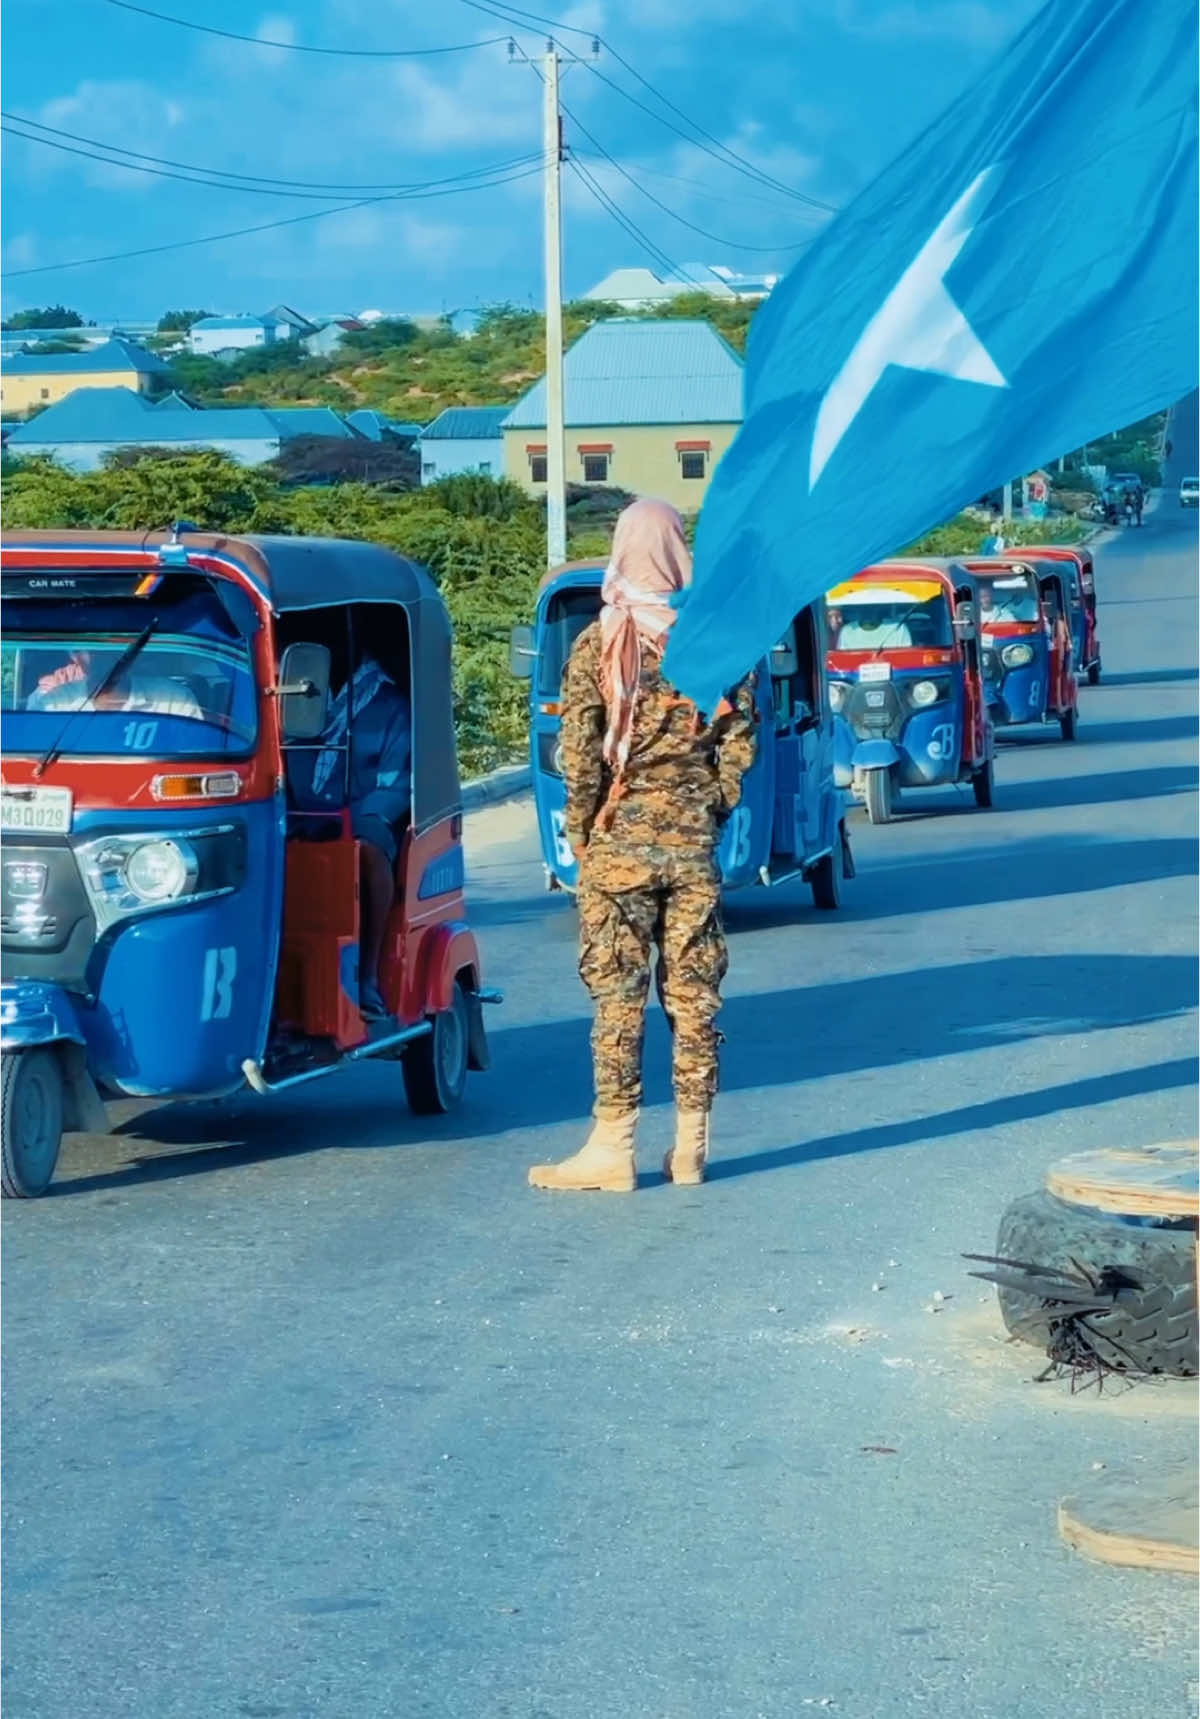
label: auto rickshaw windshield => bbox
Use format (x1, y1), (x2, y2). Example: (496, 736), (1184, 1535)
(538, 585), (603, 697)
(2, 582), (258, 756)
(975, 570), (1040, 623)
(826, 580), (953, 650)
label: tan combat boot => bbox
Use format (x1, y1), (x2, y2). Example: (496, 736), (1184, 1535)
(528, 1112), (638, 1192)
(663, 1110), (709, 1186)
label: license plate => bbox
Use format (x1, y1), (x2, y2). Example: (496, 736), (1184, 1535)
(859, 660), (892, 683)
(1, 787), (74, 835)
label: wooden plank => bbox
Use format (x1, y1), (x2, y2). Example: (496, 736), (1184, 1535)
(1059, 1458), (1198, 1575)
(1045, 1141), (1199, 1220)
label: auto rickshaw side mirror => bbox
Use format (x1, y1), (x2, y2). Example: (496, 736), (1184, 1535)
(954, 600), (977, 641)
(276, 642), (332, 741)
(770, 626), (800, 678)
(509, 624), (536, 679)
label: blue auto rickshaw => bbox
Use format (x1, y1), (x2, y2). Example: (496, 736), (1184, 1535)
(963, 557), (1080, 741)
(0, 527), (498, 1197)
(825, 559), (995, 824)
(1001, 545), (1100, 685)
(510, 561), (851, 907)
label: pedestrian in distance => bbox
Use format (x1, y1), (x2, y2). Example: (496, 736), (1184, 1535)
(528, 499), (758, 1194)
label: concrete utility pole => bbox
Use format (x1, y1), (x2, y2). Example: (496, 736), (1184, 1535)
(1001, 479), (1013, 521)
(543, 42), (567, 569)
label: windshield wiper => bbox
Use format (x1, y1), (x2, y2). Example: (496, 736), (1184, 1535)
(872, 602), (925, 657)
(33, 618), (160, 779)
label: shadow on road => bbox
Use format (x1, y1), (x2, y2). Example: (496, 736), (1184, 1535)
(53, 952), (1198, 1194)
(994, 764), (1196, 811)
(1098, 667), (1197, 687)
(702, 1056), (1200, 1184)
(1059, 714), (1198, 746)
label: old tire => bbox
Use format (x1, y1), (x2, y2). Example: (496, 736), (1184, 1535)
(863, 769), (892, 825)
(1060, 704), (1078, 741)
(809, 827), (844, 910)
(1087, 661), (1101, 687)
(972, 758), (995, 808)
(403, 980), (470, 1116)
(2, 1048), (64, 1199)
(994, 1190), (1198, 1377)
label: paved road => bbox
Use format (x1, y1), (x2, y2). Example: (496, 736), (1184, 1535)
(4, 418), (1197, 1719)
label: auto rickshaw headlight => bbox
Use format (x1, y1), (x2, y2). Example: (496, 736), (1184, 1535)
(1001, 642), (1035, 668)
(124, 839), (196, 904)
(76, 828), (243, 933)
(909, 680), (940, 707)
(828, 680), (848, 711)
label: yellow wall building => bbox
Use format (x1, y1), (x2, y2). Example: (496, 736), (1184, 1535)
(1, 338), (170, 416)
(503, 319), (743, 510)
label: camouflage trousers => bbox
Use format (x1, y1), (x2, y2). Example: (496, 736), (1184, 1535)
(577, 839), (728, 1116)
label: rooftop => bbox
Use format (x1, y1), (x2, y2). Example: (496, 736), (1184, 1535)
(3, 337), (171, 377)
(503, 320), (744, 430)
(5, 386), (319, 447)
(419, 405), (510, 440)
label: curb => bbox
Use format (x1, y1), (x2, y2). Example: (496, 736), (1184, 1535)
(461, 764), (531, 812)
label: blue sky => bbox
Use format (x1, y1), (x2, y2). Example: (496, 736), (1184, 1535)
(2, 0), (1042, 323)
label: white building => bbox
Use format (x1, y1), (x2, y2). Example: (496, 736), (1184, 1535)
(416, 406), (508, 483)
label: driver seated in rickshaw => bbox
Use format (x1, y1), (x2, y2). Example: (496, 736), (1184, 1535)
(29, 650), (203, 720)
(836, 607), (913, 651)
(296, 646), (413, 1021)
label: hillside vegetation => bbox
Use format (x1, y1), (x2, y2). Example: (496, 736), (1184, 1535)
(161, 295), (758, 421)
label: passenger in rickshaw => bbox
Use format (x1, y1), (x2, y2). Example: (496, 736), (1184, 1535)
(285, 628), (413, 1021)
(977, 579), (1035, 625)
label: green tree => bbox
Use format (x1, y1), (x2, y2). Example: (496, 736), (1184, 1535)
(157, 309), (214, 332)
(3, 305), (84, 330)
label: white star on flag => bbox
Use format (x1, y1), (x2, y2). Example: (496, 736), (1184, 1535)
(809, 168), (1009, 490)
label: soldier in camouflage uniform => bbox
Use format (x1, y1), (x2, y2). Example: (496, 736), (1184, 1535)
(529, 500), (757, 1194)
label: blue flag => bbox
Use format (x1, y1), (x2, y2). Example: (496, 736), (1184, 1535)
(663, 0), (1199, 711)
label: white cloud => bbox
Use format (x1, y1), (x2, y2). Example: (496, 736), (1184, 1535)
(4, 233), (38, 268)
(253, 12), (298, 68)
(30, 81), (186, 194)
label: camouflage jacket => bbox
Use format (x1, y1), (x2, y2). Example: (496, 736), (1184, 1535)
(561, 621), (758, 852)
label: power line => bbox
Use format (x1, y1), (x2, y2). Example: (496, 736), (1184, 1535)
(3, 114), (541, 199)
(99, 0), (511, 57)
(566, 157), (684, 284)
(564, 108), (821, 254)
(459, 1), (836, 211)
(5, 163), (543, 278)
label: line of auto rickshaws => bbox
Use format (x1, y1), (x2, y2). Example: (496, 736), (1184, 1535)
(511, 544), (1102, 911)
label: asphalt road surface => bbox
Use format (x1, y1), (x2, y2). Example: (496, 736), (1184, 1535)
(4, 415), (1197, 1719)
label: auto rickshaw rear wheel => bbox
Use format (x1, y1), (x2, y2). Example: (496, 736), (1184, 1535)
(1087, 662), (1101, 687)
(1060, 704), (1078, 741)
(863, 769), (892, 825)
(809, 827), (844, 910)
(403, 979), (470, 1115)
(972, 758), (995, 808)
(1, 1047), (64, 1199)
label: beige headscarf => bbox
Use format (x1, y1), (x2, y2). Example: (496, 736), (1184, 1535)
(598, 498), (692, 773)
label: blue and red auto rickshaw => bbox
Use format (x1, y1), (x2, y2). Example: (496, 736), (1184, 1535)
(1000, 543), (1101, 686)
(512, 561), (852, 907)
(0, 528), (498, 1196)
(963, 556), (1080, 740)
(825, 559), (995, 824)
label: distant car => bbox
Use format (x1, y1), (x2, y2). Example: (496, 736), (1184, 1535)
(1180, 476), (1199, 507)
(1109, 471), (1145, 498)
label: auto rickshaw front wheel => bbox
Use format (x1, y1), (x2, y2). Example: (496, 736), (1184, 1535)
(1060, 705), (1079, 741)
(863, 769), (893, 825)
(403, 980), (470, 1115)
(1087, 661), (1101, 687)
(1, 1047), (64, 1199)
(972, 758), (995, 808)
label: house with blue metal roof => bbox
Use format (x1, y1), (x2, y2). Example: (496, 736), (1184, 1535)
(417, 405), (509, 484)
(188, 315), (278, 359)
(1, 338), (171, 416)
(4, 386), (355, 471)
(502, 319), (744, 506)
